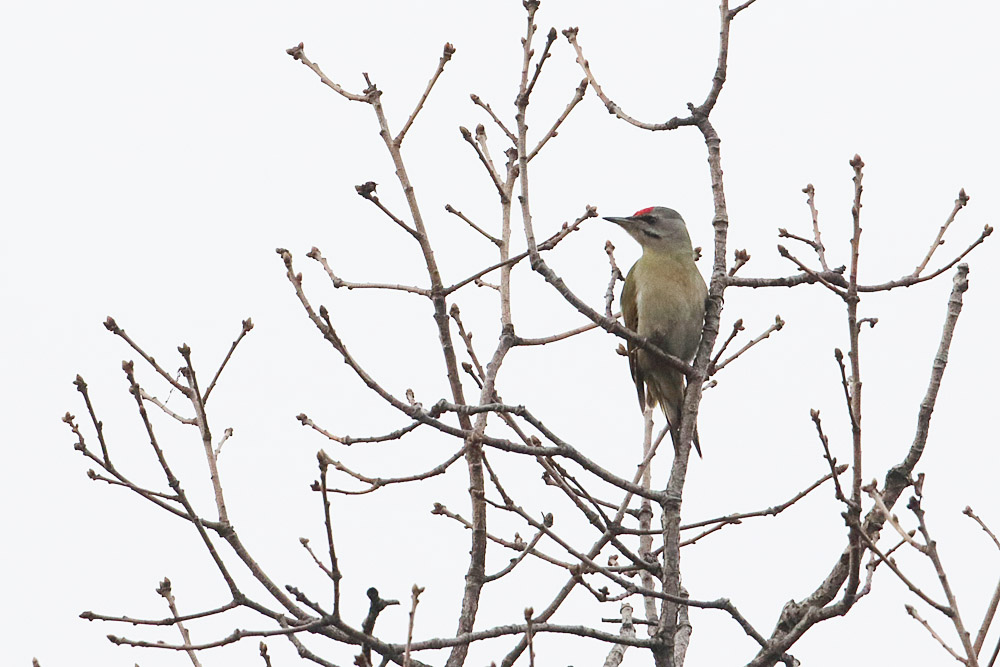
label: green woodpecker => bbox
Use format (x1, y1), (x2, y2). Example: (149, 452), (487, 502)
(605, 206), (708, 456)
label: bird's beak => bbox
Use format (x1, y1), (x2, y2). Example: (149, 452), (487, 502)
(603, 216), (635, 227)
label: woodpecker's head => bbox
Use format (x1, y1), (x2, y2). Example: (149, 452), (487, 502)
(604, 206), (694, 254)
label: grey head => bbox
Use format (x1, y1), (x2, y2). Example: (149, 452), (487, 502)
(603, 206), (693, 252)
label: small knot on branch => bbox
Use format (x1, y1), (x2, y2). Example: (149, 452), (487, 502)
(355, 181), (378, 199)
(317, 449), (334, 471)
(442, 42), (456, 59)
(285, 42), (305, 60)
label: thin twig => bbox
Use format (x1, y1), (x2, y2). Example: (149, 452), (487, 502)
(141, 388), (196, 424)
(906, 605), (966, 664)
(965, 507), (1000, 656)
(308, 247), (430, 296)
(470, 94), (516, 143)
(297, 413), (423, 446)
(355, 182), (422, 240)
(513, 318), (614, 346)
(711, 315), (784, 373)
(777, 245), (847, 298)
(527, 78), (588, 161)
(810, 410), (847, 503)
(445, 204), (501, 246)
(802, 184), (830, 271)
(680, 463), (848, 531)
(709, 318), (744, 368)
(156, 578), (204, 667)
(604, 240), (624, 319)
(913, 189), (970, 277)
(395, 43), (455, 146)
(204, 318), (254, 402)
(729, 248), (751, 276)
(403, 585), (424, 667)
(285, 43), (368, 102)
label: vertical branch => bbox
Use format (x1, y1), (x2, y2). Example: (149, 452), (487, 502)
(604, 604), (636, 667)
(845, 154), (865, 596)
(156, 578), (203, 667)
(516, 1), (542, 262)
(910, 493), (979, 665)
(179, 344), (230, 525)
(317, 451), (343, 618)
(639, 407), (660, 629)
(525, 607), (536, 667)
(404, 585), (424, 667)
(898, 263), (970, 477)
(658, 2), (738, 662)
(802, 184), (830, 272)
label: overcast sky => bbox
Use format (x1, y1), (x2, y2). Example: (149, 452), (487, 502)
(3, 2), (999, 666)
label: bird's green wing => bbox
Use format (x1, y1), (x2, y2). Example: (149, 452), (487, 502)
(621, 266), (646, 411)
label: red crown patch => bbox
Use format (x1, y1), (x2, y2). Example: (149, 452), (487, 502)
(632, 207), (654, 217)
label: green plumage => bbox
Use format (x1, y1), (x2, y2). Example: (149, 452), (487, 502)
(607, 207), (707, 455)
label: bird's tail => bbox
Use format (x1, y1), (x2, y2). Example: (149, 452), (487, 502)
(651, 373), (702, 458)
(668, 421), (703, 458)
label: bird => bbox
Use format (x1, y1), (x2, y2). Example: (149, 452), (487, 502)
(604, 206), (708, 456)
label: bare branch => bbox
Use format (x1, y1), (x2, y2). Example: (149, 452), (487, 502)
(910, 491), (978, 662)
(513, 317), (612, 346)
(604, 240), (624, 318)
(729, 0), (760, 19)
(460, 125), (507, 198)
(810, 410), (848, 504)
(603, 603), (636, 667)
(562, 27), (695, 132)
(156, 578), (203, 667)
(965, 508), (1000, 656)
(905, 605), (967, 665)
(285, 43), (368, 102)
(308, 247), (430, 296)
(445, 204), (502, 246)
(470, 93), (516, 143)
(319, 446), (467, 495)
(729, 248), (751, 276)
(403, 584), (424, 667)
(297, 412), (423, 446)
(204, 318), (254, 402)
(395, 43), (456, 146)
(709, 318), (744, 368)
(913, 188), (970, 277)
(711, 315), (784, 374)
(141, 388), (196, 425)
(355, 181), (422, 240)
(777, 245), (848, 298)
(680, 463), (848, 532)
(527, 78), (588, 161)
(802, 184), (830, 271)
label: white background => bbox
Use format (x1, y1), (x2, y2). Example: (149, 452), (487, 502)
(3, 2), (998, 666)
